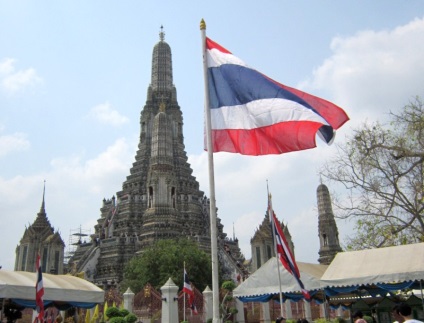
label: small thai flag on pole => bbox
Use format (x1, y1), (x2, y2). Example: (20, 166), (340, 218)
(183, 269), (198, 315)
(270, 206), (311, 300)
(34, 254), (44, 323)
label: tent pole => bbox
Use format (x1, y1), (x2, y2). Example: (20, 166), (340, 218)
(1, 298), (4, 321)
(322, 289), (329, 320)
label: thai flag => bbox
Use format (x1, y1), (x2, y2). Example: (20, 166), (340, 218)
(183, 269), (198, 314)
(34, 254), (44, 323)
(270, 208), (311, 300)
(205, 37), (349, 156)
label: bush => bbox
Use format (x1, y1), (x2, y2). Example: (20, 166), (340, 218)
(333, 318), (347, 323)
(119, 309), (130, 317)
(314, 319), (332, 323)
(109, 317), (126, 323)
(125, 313), (137, 323)
(106, 307), (121, 318)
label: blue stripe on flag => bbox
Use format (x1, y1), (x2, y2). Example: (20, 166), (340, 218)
(207, 65), (317, 114)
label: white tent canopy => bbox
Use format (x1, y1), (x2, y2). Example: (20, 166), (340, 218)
(0, 270), (104, 305)
(320, 243), (424, 288)
(233, 257), (328, 299)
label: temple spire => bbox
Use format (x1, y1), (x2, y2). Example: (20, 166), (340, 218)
(40, 180), (46, 213)
(151, 26), (173, 94)
(317, 182), (342, 264)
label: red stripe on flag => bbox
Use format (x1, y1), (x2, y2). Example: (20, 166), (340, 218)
(269, 198), (311, 300)
(35, 254), (44, 323)
(183, 269), (198, 314)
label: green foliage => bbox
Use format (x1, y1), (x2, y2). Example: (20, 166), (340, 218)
(119, 309), (130, 317)
(314, 319), (331, 323)
(332, 318), (346, 323)
(321, 97), (424, 250)
(105, 307), (121, 318)
(220, 280), (238, 322)
(109, 317), (126, 323)
(229, 307), (238, 314)
(286, 320), (298, 323)
(363, 315), (373, 323)
(125, 313), (137, 323)
(122, 238), (212, 293)
(222, 280), (236, 291)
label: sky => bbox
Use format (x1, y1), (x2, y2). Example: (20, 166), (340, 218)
(1, 1), (424, 271)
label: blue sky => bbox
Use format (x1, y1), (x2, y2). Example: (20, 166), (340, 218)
(1, 1), (424, 270)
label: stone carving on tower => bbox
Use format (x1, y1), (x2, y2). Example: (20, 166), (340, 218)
(317, 182), (342, 265)
(15, 184), (65, 274)
(250, 211), (294, 272)
(69, 27), (244, 285)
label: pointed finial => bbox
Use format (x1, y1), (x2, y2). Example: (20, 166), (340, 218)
(159, 25), (165, 41)
(40, 180), (46, 212)
(200, 19), (206, 30)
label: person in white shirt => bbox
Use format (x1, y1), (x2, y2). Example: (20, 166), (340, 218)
(397, 303), (423, 323)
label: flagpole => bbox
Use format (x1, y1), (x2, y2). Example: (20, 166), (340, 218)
(267, 186), (284, 318)
(200, 19), (221, 323)
(183, 262), (186, 322)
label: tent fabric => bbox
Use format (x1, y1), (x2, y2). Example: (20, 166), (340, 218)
(0, 270), (104, 305)
(12, 299), (97, 310)
(320, 243), (424, 288)
(233, 257), (328, 300)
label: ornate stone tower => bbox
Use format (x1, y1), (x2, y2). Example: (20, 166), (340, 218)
(70, 28), (244, 285)
(317, 183), (342, 265)
(15, 185), (65, 274)
(250, 211), (294, 272)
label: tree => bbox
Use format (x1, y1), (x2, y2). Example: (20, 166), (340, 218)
(320, 97), (424, 250)
(121, 238), (212, 293)
(220, 280), (238, 323)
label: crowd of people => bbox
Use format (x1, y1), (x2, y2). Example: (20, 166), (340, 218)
(391, 303), (423, 323)
(274, 303), (422, 323)
(352, 303), (423, 323)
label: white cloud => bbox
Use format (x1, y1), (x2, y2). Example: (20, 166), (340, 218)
(0, 138), (135, 269)
(87, 102), (129, 127)
(0, 132), (30, 157)
(0, 58), (43, 94)
(0, 58), (15, 75)
(299, 17), (424, 128)
(50, 137), (134, 193)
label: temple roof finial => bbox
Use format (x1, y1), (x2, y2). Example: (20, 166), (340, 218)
(159, 25), (165, 41)
(40, 180), (46, 213)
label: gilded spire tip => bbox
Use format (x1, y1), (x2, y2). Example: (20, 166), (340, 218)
(200, 19), (206, 30)
(159, 25), (165, 41)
